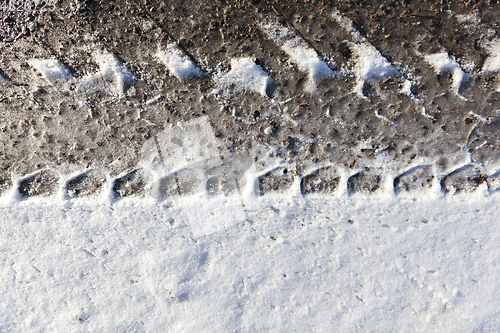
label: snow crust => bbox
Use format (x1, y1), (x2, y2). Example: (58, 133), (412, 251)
(0, 194), (499, 332)
(156, 44), (203, 80)
(424, 52), (468, 100)
(28, 59), (72, 84)
(216, 57), (272, 97)
(259, 22), (335, 92)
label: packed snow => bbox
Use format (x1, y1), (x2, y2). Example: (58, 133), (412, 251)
(156, 44), (203, 80)
(259, 22), (335, 92)
(216, 57), (272, 97)
(28, 59), (72, 84)
(424, 52), (469, 100)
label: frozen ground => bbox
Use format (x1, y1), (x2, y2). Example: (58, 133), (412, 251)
(1, 193), (500, 332)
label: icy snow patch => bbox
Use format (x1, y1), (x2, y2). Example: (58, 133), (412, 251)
(28, 59), (72, 84)
(78, 50), (134, 96)
(259, 22), (335, 92)
(216, 57), (272, 97)
(332, 10), (397, 99)
(424, 52), (468, 100)
(482, 39), (500, 75)
(156, 44), (203, 80)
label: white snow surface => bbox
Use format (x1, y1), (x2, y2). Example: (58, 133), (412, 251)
(28, 59), (72, 84)
(216, 57), (272, 97)
(424, 52), (468, 99)
(259, 22), (335, 92)
(0, 192), (499, 332)
(156, 44), (203, 80)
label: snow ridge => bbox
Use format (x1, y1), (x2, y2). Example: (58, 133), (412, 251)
(424, 52), (469, 100)
(216, 57), (272, 97)
(259, 21), (335, 92)
(332, 10), (397, 99)
(28, 59), (72, 84)
(156, 44), (204, 80)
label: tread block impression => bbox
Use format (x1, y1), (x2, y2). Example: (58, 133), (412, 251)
(150, 174), (179, 200)
(347, 167), (381, 195)
(18, 170), (59, 197)
(151, 168), (204, 200)
(394, 166), (434, 194)
(440, 165), (486, 194)
(0, 172), (12, 196)
(301, 166), (340, 195)
(112, 169), (147, 198)
(258, 167), (293, 196)
(67, 170), (106, 197)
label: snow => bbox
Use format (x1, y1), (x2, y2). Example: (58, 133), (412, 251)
(216, 57), (272, 97)
(0, 192), (499, 332)
(332, 10), (397, 99)
(77, 50), (134, 96)
(259, 22), (335, 92)
(424, 52), (469, 100)
(28, 59), (72, 84)
(156, 44), (203, 80)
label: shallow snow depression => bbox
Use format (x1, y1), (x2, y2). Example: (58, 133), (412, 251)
(0, 191), (499, 332)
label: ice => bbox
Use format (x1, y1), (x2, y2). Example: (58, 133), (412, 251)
(424, 52), (469, 100)
(78, 50), (134, 96)
(259, 22), (335, 92)
(216, 57), (272, 97)
(156, 44), (203, 80)
(28, 59), (72, 84)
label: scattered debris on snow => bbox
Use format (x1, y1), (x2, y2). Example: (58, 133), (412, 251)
(424, 52), (469, 100)
(216, 57), (272, 97)
(259, 22), (335, 92)
(156, 44), (203, 80)
(28, 59), (72, 84)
